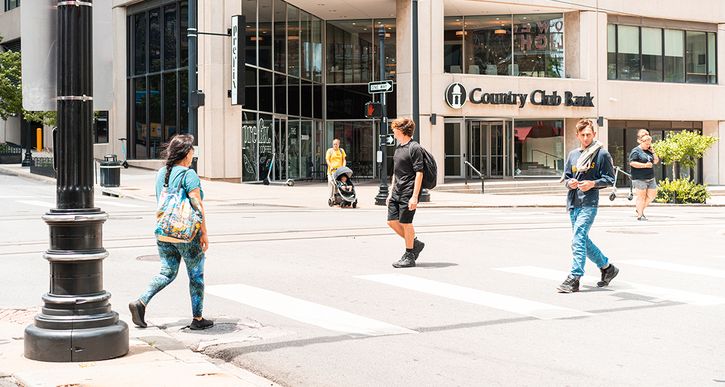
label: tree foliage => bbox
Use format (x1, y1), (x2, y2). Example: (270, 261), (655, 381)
(0, 36), (56, 126)
(652, 130), (717, 179)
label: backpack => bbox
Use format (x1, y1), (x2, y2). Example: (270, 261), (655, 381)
(410, 141), (438, 190)
(155, 169), (203, 243)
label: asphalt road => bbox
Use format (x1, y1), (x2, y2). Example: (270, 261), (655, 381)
(1, 172), (724, 386)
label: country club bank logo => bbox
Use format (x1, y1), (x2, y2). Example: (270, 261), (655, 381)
(445, 82), (466, 109)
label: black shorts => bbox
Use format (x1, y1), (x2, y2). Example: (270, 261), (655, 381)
(387, 195), (416, 224)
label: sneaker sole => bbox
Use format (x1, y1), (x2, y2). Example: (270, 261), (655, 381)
(128, 302), (147, 328)
(597, 267), (620, 287)
(392, 262), (416, 268)
(556, 286), (579, 293)
(189, 323), (214, 330)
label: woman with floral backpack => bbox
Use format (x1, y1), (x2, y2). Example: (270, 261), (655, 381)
(129, 134), (213, 330)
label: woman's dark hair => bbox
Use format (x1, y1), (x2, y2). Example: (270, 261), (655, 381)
(161, 134), (195, 185)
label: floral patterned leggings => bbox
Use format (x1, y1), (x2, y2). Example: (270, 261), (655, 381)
(139, 234), (206, 317)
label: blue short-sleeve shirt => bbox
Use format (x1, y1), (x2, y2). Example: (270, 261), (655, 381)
(155, 166), (204, 201)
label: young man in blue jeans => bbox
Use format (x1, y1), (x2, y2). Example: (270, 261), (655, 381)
(558, 119), (619, 293)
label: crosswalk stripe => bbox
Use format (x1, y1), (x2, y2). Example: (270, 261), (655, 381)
(16, 200), (55, 208)
(619, 259), (725, 279)
(496, 266), (725, 306)
(357, 273), (591, 320)
(206, 284), (416, 336)
(95, 200), (144, 208)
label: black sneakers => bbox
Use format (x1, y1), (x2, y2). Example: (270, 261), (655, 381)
(190, 317), (214, 330)
(557, 275), (580, 293)
(128, 300), (147, 328)
(597, 264), (620, 287)
(412, 238), (425, 260)
(392, 251), (416, 268)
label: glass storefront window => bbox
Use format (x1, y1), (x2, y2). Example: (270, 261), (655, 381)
(641, 27), (663, 82)
(258, 114), (274, 180)
(513, 120), (564, 177)
(607, 24), (616, 80)
(288, 120), (300, 179)
(274, 73), (286, 114)
(243, 0), (257, 66)
(444, 17), (463, 73)
(686, 31), (708, 83)
(128, 1), (188, 160)
(374, 19), (397, 80)
(300, 120), (313, 178)
(327, 20), (373, 83)
(258, 0), (273, 69)
(609, 24), (716, 84)
(444, 122), (461, 176)
(245, 66), (258, 110)
(328, 121), (375, 178)
(664, 29), (685, 82)
(94, 111), (109, 144)
(465, 16), (512, 76)
(513, 14), (564, 78)
(273, 0), (286, 73)
(288, 76), (300, 116)
(259, 70), (273, 113)
(617, 25), (640, 80)
(5, 0), (20, 11)
(311, 18), (323, 82)
(242, 112), (259, 181)
(287, 5), (300, 76)
(301, 11), (312, 80)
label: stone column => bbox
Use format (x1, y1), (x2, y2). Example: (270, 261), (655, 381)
(396, 0), (445, 184)
(702, 121), (722, 185)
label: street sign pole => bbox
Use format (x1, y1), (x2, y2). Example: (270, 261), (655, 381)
(374, 26), (389, 206)
(24, 0), (129, 362)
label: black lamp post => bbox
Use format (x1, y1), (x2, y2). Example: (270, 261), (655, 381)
(24, 0), (128, 362)
(20, 119), (33, 167)
(374, 26), (390, 206)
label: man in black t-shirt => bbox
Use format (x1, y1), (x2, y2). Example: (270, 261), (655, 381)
(386, 117), (425, 268)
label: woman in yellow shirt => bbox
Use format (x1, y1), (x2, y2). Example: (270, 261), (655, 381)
(326, 139), (346, 202)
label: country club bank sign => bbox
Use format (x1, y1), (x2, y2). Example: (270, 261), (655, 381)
(445, 82), (594, 109)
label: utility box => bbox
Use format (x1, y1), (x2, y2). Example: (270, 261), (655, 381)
(99, 154), (121, 187)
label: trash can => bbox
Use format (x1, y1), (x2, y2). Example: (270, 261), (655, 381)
(100, 154), (122, 187)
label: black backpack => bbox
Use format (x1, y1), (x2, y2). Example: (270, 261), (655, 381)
(410, 141), (438, 190)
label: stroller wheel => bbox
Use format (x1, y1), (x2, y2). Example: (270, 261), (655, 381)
(627, 193), (634, 201)
(328, 198), (334, 207)
(287, 180), (295, 187)
(609, 193), (616, 201)
(352, 201), (357, 208)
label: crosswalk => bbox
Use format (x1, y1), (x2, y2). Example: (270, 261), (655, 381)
(205, 259), (725, 337)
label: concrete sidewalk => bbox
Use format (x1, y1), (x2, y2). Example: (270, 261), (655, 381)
(2, 163), (724, 208)
(0, 309), (276, 387)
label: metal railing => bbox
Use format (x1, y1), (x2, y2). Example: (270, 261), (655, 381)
(464, 161), (485, 194)
(531, 149), (564, 171)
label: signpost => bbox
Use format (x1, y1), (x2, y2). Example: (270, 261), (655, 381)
(231, 15), (246, 106)
(368, 80), (394, 94)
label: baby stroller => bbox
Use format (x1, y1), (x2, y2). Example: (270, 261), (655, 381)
(329, 166), (358, 208)
(609, 166), (634, 201)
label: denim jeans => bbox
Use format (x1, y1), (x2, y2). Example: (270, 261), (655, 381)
(569, 206), (608, 277)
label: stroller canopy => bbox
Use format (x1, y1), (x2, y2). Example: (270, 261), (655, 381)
(333, 166), (353, 180)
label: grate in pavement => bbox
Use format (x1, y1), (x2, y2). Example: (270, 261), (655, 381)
(136, 254), (160, 261)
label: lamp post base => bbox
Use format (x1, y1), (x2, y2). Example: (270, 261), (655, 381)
(375, 184), (389, 206)
(24, 314), (128, 362)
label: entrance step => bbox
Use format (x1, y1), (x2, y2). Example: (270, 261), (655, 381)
(438, 179), (566, 195)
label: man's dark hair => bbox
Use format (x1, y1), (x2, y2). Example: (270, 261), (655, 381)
(392, 117), (415, 137)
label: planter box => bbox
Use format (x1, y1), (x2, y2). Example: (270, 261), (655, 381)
(30, 157), (56, 178)
(0, 144), (22, 164)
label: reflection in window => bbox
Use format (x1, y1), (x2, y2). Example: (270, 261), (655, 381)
(311, 18), (323, 82)
(242, 0), (257, 66)
(273, 0), (286, 73)
(259, 70), (273, 113)
(164, 73), (177, 138)
(664, 29), (684, 82)
(149, 9), (161, 73)
(245, 65), (257, 110)
(327, 20), (373, 83)
(607, 24), (616, 79)
(444, 17), (464, 73)
(617, 25), (640, 80)
(242, 112), (259, 181)
(374, 19), (397, 80)
(164, 5), (177, 69)
(287, 5), (300, 76)
(258, 0), (273, 69)
(465, 16), (512, 75)
(514, 120), (564, 177)
(301, 11), (312, 80)
(134, 13), (146, 75)
(641, 27), (663, 82)
(686, 31), (708, 83)
(708, 33), (717, 83)
(513, 14), (563, 77)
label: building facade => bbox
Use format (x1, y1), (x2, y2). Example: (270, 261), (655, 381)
(73, 1), (725, 186)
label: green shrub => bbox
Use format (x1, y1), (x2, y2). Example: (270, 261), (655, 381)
(655, 178), (710, 204)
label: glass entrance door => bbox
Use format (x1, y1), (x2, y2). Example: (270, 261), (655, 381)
(273, 117), (287, 181)
(466, 120), (508, 178)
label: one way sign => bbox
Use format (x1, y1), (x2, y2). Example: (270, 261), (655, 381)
(368, 80), (394, 94)
(380, 133), (395, 146)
